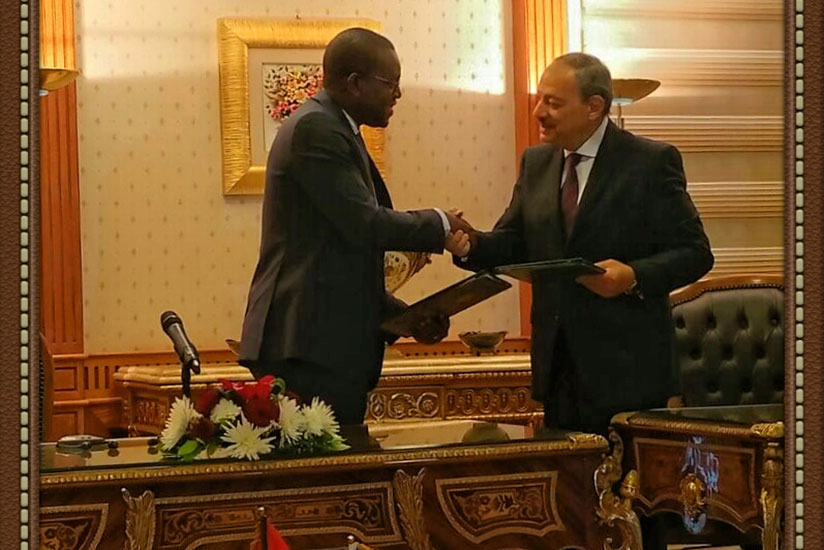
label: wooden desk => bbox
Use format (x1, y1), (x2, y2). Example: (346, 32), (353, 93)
(41, 420), (641, 550)
(611, 404), (783, 549)
(114, 354), (543, 435)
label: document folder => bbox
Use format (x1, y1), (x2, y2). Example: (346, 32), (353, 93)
(381, 272), (511, 336)
(492, 257), (605, 283)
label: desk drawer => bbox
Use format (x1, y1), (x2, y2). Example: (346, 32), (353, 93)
(633, 437), (759, 525)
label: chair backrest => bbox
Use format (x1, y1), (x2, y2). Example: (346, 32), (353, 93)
(669, 275), (784, 407)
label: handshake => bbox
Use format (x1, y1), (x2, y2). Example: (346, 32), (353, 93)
(444, 209), (476, 258)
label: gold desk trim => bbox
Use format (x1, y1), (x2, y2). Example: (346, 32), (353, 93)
(113, 354), (533, 386)
(42, 435), (607, 487)
(611, 411), (783, 440)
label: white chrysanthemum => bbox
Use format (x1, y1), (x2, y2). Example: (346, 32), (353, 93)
(220, 417), (276, 460)
(276, 396), (305, 447)
(210, 398), (242, 424)
(303, 397), (339, 436)
(160, 396), (202, 450)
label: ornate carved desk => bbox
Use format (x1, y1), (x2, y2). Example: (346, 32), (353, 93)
(114, 353), (542, 435)
(611, 403), (783, 549)
(40, 420), (640, 550)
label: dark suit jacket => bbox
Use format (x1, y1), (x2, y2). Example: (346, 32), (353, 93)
(240, 90), (446, 392)
(459, 120), (713, 412)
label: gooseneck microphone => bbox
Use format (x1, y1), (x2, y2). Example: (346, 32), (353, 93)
(161, 311), (201, 381)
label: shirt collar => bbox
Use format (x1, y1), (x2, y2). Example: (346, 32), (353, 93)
(564, 115), (609, 159)
(341, 109), (360, 135)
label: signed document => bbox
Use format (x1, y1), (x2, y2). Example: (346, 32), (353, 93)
(381, 272), (511, 336)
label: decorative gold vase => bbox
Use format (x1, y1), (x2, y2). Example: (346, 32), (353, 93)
(384, 251), (431, 294)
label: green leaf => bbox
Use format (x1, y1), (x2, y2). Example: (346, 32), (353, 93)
(206, 439), (220, 456)
(177, 439), (201, 457)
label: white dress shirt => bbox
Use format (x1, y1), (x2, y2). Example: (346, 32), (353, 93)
(563, 115), (609, 204)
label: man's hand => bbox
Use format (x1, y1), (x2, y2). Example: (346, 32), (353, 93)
(445, 230), (471, 257)
(445, 209), (476, 257)
(410, 314), (450, 344)
(445, 209), (475, 236)
(575, 258), (636, 298)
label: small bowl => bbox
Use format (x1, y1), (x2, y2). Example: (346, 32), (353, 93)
(458, 331), (508, 355)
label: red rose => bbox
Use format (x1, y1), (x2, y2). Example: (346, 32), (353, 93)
(195, 388), (221, 416)
(238, 376), (275, 402)
(190, 417), (217, 440)
(243, 397), (280, 427)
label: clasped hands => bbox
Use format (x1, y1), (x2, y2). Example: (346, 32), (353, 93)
(444, 209), (476, 257)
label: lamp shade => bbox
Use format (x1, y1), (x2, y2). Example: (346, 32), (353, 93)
(612, 78), (660, 106)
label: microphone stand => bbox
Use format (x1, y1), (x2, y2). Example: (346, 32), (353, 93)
(180, 359), (200, 398)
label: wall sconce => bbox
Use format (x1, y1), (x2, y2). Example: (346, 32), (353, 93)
(612, 78), (660, 129)
(39, 67), (80, 96)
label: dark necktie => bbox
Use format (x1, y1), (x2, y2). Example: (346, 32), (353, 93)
(561, 152), (583, 240)
(354, 132), (378, 203)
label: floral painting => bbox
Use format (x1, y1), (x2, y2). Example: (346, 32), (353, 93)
(262, 63), (323, 150)
(218, 18), (382, 194)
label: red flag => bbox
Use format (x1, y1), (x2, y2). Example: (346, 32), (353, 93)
(250, 518), (290, 550)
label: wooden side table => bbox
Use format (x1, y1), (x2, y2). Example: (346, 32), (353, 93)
(611, 403), (783, 549)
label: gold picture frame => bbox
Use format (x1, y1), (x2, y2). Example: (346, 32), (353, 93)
(217, 17), (387, 195)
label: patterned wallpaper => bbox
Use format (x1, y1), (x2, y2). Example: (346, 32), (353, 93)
(75, 0), (520, 352)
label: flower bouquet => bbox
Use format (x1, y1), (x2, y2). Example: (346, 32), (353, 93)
(159, 375), (348, 461)
(263, 64), (323, 123)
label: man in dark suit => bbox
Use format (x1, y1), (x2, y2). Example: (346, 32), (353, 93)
(456, 53), (714, 434)
(239, 28), (472, 425)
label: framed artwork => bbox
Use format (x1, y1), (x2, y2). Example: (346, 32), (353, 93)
(217, 18), (386, 194)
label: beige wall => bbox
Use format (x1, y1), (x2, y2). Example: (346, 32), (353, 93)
(580, 0), (784, 277)
(75, 0), (520, 353)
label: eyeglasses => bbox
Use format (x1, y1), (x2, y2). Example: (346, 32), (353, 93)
(368, 74), (401, 94)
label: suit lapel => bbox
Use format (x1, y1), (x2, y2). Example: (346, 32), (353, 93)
(314, 90), (378, 200)
(568, 120), (619, 245)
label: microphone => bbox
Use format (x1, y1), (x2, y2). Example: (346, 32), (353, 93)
(160, 311), (201, 374)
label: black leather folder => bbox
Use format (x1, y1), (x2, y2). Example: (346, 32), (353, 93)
(381, 272), (512, 336)
(492, 257), (605, 283)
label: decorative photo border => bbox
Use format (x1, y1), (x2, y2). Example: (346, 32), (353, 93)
(0, 2), (820, 549)
(2, 0), (40, 548)
(784, 0), (820, 546)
